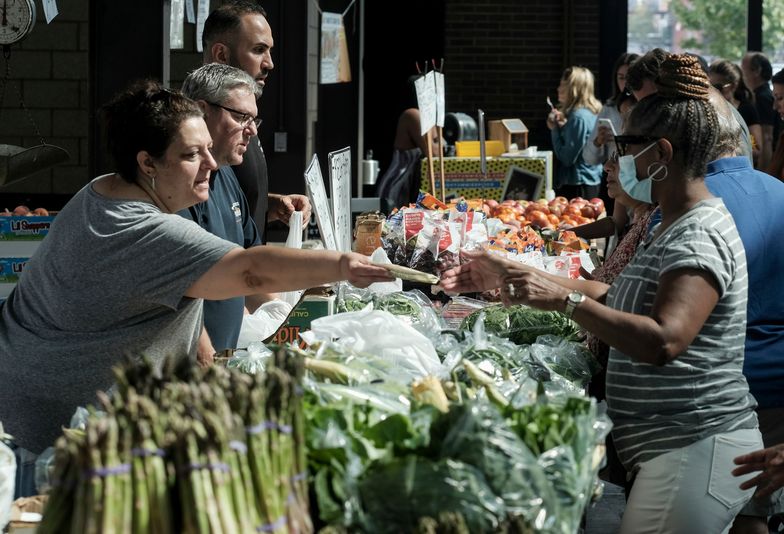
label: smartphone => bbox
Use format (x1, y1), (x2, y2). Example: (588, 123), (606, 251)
(598, 118), (617, 136)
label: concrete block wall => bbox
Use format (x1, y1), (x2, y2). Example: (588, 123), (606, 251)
(0, 2), (89, 197)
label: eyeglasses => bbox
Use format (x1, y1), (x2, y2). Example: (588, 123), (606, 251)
(205, 101), (262, 130)
(712, 82), (732, 92)
(613, 135), (659, 157)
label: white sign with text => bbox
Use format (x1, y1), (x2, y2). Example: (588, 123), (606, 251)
(328, 147), (352, 252)
(304, 154), (338, 251)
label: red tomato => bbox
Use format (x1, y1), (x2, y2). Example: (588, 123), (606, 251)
(589, 197), (605, 215)
(580, 205), (596, 219)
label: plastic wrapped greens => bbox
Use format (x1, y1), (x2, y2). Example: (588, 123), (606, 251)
(433, 402), (557, 530)
(337, 287), (444, 337)
(358, 456), (506, 534)
(461, 305), (581, 346)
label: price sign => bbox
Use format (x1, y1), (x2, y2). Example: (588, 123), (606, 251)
(414, 72), (437, 136)
(304, 154), (338, 251)
(435, 71), (445, 128)
(328, 147), (352, 252)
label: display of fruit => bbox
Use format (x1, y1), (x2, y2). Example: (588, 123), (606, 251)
(1, 205), (51, 216)
(483, 196), (605, 231)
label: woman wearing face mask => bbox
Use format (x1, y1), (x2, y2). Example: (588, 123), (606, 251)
(440, 54), (762, 533)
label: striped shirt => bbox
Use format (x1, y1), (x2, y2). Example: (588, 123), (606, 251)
(606, 198), (758, 472)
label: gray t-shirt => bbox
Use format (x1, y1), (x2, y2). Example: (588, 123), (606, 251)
(0, 179), (238, 453)
(606, 198), (757, 472)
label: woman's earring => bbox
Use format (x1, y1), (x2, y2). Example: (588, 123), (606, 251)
(149, 174), (156, 190)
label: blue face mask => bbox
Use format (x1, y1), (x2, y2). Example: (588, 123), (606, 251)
(617, 141), (666, 204)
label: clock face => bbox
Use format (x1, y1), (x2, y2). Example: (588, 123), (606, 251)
(0, 0), (36, 46)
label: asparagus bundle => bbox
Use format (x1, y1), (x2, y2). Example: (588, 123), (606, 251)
(39, 348), (311, 534)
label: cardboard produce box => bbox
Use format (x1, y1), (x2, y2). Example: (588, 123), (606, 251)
(267, 289), (336, 347)
(6, 495), (46, 534)
(0, 215), (55, 240)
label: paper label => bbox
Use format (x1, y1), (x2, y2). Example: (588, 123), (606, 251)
(42, 0), (58, 23)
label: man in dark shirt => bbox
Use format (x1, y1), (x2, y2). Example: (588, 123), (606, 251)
(742, 51), (776, 170)
(180, 63), (262, 360)
(202, 1), (311, 241)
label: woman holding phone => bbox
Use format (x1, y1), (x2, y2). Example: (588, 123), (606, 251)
(547, 66), (604, 200)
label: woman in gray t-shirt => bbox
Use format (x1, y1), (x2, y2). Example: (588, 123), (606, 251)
(0, 81), (392, 463)
(441, 55), (763, 532)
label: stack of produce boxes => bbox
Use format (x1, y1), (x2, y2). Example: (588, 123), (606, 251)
(0, 209), (55, 302)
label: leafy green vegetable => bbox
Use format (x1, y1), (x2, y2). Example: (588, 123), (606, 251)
(461, 305), (580, 346)
(358, 456), (506, 534)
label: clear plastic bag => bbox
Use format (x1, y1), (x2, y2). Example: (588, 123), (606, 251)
(226, 341), (273, 374)
(301, 309), (447, 380)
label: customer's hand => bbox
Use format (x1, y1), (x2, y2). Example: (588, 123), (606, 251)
(501, 270), (570, 310)
(339, 252), (395, 288)
(439, 249), (515, 294)
(733, 443), (784, 498)
(594, 124), (614, 147)
(547, 110), (567, 130)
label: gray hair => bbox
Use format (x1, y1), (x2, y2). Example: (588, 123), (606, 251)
(708, 86), (743, 159)
(181, 63), (260, 104)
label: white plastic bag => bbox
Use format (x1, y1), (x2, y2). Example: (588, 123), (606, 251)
(0, 423), (16, 529)
(366, 248), (403, 295)
(300, 309), (446, 379)
(237, 300), (293, 348)
(280, 211), (305, 307)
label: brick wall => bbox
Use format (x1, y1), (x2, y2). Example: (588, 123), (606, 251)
(444, 0), (600, 150)
(0, 2), (89, 196)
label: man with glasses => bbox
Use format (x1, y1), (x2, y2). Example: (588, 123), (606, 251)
(179, 63), (263, 362)
(202, 1), (311, 240)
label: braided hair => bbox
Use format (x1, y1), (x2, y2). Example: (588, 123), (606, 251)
(626, 54), (719, 179)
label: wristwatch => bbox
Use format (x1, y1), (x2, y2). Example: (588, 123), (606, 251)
(564, 291), (586, 319)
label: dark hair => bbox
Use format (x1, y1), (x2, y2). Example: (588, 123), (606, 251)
(101, 80), (203, 183)
(747, 52), (773, 81)
(627, 54), (719, 179)
(626, 48), (669, 92)
(608, 52), (639, 106)
(709, 59), (752, 103)
(772, 68), (784, 86)
(202, 1), (268, 51)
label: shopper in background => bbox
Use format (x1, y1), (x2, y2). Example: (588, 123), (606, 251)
(765, 68), (784, 182)
(0, 81), (393, 496)
(741, 52), (776, 169)
(202, 1), (311, 239)
(710, 59), (763, 165)
(707, 85), (784, 534)
(441, 54), (762, 533)
(583, 52), (639, 218)
(547, 66), (603, 200)
(624, 47), (668, 101)
(734, 443), (784, 500)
